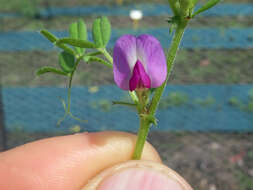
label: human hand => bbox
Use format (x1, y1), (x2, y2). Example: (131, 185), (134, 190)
(0, 131), (193, 190)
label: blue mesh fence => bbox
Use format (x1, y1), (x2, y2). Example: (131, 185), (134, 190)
(0, 28), (253, 51)
(2, 85), (253, 133)
(0, 3), (253, 18)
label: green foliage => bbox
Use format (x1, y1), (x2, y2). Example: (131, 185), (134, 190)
(159, 92), (188, 109)
(36, 66), (68, 76)
(90, 99), (112, 112)
(192, 0), (220, 18)
(86, 56), (112, 68)
(168, 0), (220, 20)
(100, 16), (111, 46)
(179, 0), (194, 17)
(40, 30), (75, 55)
(228, 97), (242, 107)
(168, 0), (180, 16)
(92, 16), (111, 48)
(235, 170), (253, 190)
(69, 19), (88, 54)
(58, 51), (75, 73)
(12, 0), (39, 18)
(38, 17), (112, 126)
(248, 89), (253, 100)
(78, 19), (88, 41)
(57, 38), (96, 49)
(246, 101), (253, 113)
(195, 95), (215, 107)
(228, 90), (253, 113)
(40, 30), (58, 43)
(248, 150), (253, 159)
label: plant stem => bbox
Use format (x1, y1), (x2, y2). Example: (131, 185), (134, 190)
(132, 21), (188, 160)
(67, 72), (74, 113)
(149, 22), (188, 115)
(99, 48), (113, 64)
(132, 116), (150, 159)
(66, 55), (82, 113)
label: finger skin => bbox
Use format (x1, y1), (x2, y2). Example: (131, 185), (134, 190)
(82, 160), (193, 190)
(0, 131), (161, 190)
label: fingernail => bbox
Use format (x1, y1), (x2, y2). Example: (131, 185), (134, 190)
(97, 167), (184, 190)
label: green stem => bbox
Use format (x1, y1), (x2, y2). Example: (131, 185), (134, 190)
(132, 21), (188, 160)
(67, 72), (74, 113)
(168, 0), (180, 16)
(149, 22), (187, 115)
(67, 55), (82, 113)
(112, 101), (137, 107)
(99, 48), (113, 64)
(132, 116), (150, 160)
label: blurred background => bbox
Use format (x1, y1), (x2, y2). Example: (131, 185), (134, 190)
(0, 0), (253, 189)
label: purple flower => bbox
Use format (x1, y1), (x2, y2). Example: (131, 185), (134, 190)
(113, 34), (167, 91)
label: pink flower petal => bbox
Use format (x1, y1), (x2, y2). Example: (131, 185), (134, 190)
(129, 60), (151, 91)
(136, 34), (167, 88)
(113, 35), (137, 90)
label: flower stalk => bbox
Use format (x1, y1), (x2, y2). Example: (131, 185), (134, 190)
(132, 20), (189, 160)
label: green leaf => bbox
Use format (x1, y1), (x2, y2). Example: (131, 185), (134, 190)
(69, 22), (81, 54)
(100, 16), (111, 47)
(78, 19), (88, 53)
(85, 51), (102, 57)
(57, 38), (96, 49)
(40, 30), (76, 55)
(192, 0), (199, 6)
(36, 66), (68, 76)
(192, 0), (220, 18)
(69, 22), (78, 39)
(69, 20), (88, 55)
(78, 19), (87, 41)
(57, 43), (76, 56)
(86, 56), (112, 68)
(59, 51), (75, 73)
(112, 101), (137, 108)
(40, 30), (58, 43)
(92, 18), (104, 48)
(92, 17), (111, 48)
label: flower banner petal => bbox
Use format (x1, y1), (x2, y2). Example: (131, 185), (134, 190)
(136, 34), (167, 88)
(113, 35), (137, 90)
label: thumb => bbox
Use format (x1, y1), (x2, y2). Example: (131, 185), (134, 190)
(82, 160), (193, 190)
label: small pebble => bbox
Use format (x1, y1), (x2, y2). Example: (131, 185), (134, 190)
(209, 142), (220, 150)
(209, 184), (217, 190)
(248, 169), (253, 177)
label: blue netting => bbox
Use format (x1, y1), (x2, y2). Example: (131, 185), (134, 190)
(0, 3), (253, 18)
(2, 85), (253, 133)
(0, 28), (252, 51)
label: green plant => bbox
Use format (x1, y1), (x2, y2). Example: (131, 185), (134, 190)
(37, 0), (221, 160)
(195, 95), (215, 107)
(235, 170), (253, 190)
(159, 92), (188, 109)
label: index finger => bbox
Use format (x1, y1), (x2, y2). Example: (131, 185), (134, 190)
(0, 131), (161, 190)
